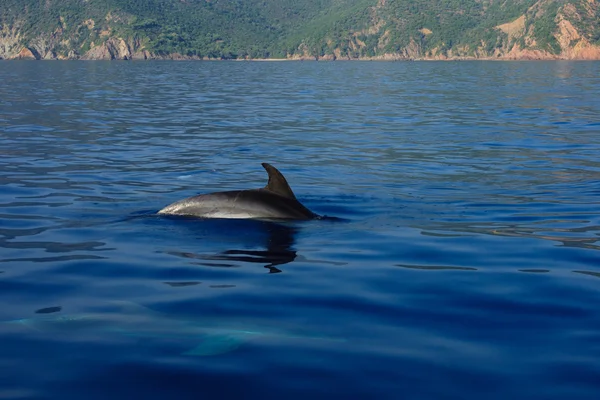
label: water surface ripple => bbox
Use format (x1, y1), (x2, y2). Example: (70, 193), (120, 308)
(1, 61), (600, 399)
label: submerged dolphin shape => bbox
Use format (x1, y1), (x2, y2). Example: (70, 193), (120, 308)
(2, 301), (343, 356)
(158, 163), (319, 220)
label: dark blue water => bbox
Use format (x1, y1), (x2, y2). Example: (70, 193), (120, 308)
(1, 61), (600, 399)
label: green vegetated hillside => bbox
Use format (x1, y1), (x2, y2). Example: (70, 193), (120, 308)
(0, 0), (598, 60)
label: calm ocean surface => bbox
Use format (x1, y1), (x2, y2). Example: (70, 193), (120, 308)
(1, 60), (600, 399)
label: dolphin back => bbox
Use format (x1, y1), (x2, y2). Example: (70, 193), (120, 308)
(158, 163), (319, 220)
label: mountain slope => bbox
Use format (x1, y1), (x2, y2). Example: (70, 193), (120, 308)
(0, 0), (598, 60)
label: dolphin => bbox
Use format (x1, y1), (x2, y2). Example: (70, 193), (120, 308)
(158, 163), (319, 220)
(2, 301), (344, 356)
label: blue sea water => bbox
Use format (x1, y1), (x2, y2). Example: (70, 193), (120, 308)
(1, 60), (600, 399)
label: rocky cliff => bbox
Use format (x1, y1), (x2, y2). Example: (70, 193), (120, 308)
(294, 0), (600, 60)
(1, 0), (599, 60)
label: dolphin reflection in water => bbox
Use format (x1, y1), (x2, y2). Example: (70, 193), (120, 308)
(159, 163), (319, 220)
(162, 218), (300, 274)
(2, 301), (344, 356)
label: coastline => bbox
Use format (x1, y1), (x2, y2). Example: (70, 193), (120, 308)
(3, 47), (600, 61)
(3, 56), (600, 61)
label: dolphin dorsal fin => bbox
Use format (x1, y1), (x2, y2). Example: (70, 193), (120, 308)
(262, 163), (297, 200)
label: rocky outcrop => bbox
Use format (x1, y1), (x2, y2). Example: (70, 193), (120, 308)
(0, 24), (21, 59)
(28, 36), (60, 60)
(82, 37), (133, 60)
(491, 1), (600, 61)
(14, 47), (38, 59)
(555, 10), (600, 59)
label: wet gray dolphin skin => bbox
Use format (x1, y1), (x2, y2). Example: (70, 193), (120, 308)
(158, 163), (319, 220)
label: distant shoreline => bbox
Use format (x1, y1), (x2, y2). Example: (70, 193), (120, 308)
(3, 57), (600, 61)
